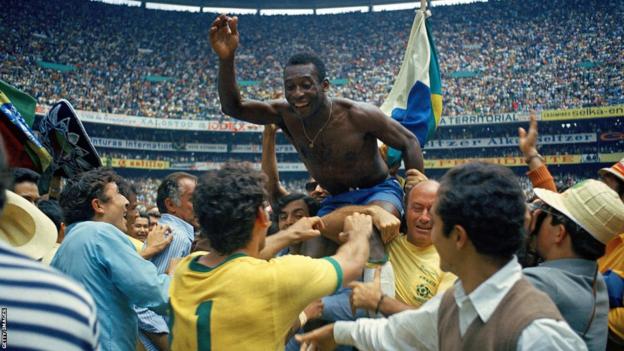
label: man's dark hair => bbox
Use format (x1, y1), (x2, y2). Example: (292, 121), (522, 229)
(273, 192), (319, 223)
(604, 173), (624, 198)
(436, 162), (527, 261)
(38, 200), (64, 232)
(11, 168), (40, 189)
(156, 172), (197, 214)
(286, 53), (327, 81)
(137, 210), (150, 224)
(60, 168), (122, 225)
(118, 180), (138, 199)
(545, 204), (606, 260)
(193, 162), (266, 255)
(0, 137), (9, 210)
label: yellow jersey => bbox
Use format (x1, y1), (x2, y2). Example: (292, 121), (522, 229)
(127, 236), (144, 253)
(388, 235), (456, 307)
(169, 252), (342, 351)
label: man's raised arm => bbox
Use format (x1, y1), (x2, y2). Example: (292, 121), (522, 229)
(209, 15), (282, 125)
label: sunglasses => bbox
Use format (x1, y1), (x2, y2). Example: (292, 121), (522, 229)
(305, 181), (319, 192)
(529, 201), (579, 231)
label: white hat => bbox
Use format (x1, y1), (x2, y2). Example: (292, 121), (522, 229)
(0, 190), (57, 259)
(534, 179), (624, 245)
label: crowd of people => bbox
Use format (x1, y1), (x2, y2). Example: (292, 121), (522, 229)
(1, 0), (623, 350)
(2, 0), (622, 120)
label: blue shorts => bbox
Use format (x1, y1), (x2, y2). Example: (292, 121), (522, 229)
(317, 177), (404, 217)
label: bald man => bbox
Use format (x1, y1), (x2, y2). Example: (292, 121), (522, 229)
(349, 180), (456, 316)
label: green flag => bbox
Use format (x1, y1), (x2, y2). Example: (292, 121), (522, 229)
(0, 79), (37, 127)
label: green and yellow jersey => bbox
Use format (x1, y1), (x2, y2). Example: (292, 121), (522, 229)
(388, 235), (456, 307)
(169, 252), (342, 351)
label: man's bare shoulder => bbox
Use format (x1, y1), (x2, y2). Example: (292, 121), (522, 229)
(336, 98), (385, 117)
(337, 98), (389, 130)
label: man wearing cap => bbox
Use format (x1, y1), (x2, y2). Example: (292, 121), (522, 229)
(0, 136), (99, 351)
(297, 162), (585, 350)
(524, 179), (624, 350)
(595, 158), (624, 347)
(51, 168), (171, 351)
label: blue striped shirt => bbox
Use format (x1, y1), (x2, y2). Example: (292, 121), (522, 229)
(0, 241), (99, 351)
(137, 214), (194, 351)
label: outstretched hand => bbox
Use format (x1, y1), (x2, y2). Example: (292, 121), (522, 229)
(288, 216), (324, 243)
(144, 224), (173, 255)
(296, 324), (337, 351)
(349, 267), (383, 314)
(209, 14), (239, 60)
(518, 111), (539, 158)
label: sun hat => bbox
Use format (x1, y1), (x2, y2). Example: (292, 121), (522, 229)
(599, 158), (624, 183)
(534, 179), (624, 244)
(0, 190), (57, 259)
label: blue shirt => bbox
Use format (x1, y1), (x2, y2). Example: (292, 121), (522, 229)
(137, 213), (194, 350)
(51, 221), (170, 351)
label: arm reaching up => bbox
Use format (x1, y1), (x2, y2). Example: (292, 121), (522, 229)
(518, 111), (556, 192)
(210, 15), (282, 124)
(261, 124), (289, 205)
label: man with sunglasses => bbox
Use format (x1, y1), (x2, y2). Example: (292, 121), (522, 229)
(524, 179), (624, 350)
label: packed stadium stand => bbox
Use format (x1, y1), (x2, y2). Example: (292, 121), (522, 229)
(3, 0), (623, 199)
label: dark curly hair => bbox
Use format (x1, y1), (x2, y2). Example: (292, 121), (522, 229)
(11, 167), (40, 189)
(60, 168), (121, 225)
(193, 162), (267, 255)
(436, 162), (526, 260)
(286, 53), (327, 82)
(273, 192), (319, 222)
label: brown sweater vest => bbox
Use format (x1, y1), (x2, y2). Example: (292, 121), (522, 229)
(437, 278), (563, 351)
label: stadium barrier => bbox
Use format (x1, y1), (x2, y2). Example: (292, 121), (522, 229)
(35, 103), (624, 131)
(102, 153), (624, 171)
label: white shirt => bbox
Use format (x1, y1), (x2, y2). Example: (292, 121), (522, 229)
(334, 257), (587, 351)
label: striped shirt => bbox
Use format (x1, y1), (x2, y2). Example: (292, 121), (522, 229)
(0, 242), (99, 351)
(137, 213), (194, 351)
